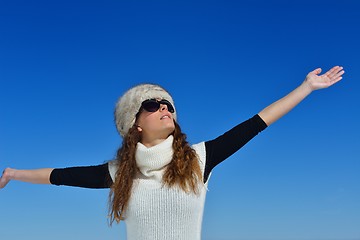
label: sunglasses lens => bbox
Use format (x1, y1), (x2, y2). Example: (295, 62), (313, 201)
(142, 100), (160, 112)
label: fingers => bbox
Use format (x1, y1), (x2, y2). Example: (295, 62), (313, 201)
(324, 66), (345, 86)
(0, 175), (8, 189)
(0, 168), (12, 189)
(328, 66), (345, 81)
(326, 66), (344, 78)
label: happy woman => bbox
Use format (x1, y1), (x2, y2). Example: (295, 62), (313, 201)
(0, 66), (344, 240)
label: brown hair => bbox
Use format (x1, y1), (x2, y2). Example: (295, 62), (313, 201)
(108, 121), (202, 225)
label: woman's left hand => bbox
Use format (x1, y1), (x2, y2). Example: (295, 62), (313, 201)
(304, 66), (345, 91)
(0, 168), (13, 189)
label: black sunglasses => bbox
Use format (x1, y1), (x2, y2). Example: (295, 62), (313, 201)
(141, 99), (175, 113)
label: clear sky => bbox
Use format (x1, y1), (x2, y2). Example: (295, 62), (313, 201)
(1, 1), (359, 240)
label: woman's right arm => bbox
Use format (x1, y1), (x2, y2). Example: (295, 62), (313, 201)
(50, 164), (113, 188)
(1, 163), (113, 189)
(0, 167), (53, 189)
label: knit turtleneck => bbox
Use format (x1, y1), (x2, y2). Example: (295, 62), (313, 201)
(108, 138), (208, 240)
(135, 135), (173, 181)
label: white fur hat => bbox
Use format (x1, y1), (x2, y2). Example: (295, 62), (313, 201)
(114, 83), (177, 137)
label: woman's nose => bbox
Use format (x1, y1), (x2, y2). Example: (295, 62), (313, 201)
(159, 104), (168, 112)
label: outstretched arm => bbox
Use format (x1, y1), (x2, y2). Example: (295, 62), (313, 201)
(1, 164), (113, 189)
(0, 168), (53, 189)
(258, 66), (344, 126)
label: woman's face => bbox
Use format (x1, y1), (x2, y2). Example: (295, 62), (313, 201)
(136, 100), (175, 145)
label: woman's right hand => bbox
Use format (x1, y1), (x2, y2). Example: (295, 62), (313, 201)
(0, 168), (14, 189)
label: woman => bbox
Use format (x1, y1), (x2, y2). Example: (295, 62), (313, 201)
(0, 66), (344, 240)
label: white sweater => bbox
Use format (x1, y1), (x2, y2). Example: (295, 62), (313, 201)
(108, 135), (209, 240)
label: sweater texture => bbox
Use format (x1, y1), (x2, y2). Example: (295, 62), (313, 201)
(108, 135), (208, 240)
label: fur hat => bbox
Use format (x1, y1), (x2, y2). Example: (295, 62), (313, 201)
(114, 83), (177, 137)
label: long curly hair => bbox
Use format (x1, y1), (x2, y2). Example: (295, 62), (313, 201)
(108, 121), (202, 225)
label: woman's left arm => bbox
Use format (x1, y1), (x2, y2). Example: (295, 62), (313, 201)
(258, 66), (344, 126)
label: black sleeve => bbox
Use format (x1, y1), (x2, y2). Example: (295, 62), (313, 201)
(50, 163), (113, 189)
(203, 114), (267, 182)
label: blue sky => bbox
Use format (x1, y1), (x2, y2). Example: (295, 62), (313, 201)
(1, 1), (359, 239)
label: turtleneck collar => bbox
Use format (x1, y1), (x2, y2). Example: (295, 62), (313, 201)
(135, 135), (174, 181)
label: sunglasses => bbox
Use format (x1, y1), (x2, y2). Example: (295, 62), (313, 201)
(141, 98), (175, 113)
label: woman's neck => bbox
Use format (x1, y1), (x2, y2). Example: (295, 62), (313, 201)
(140, 135), (172, 147)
